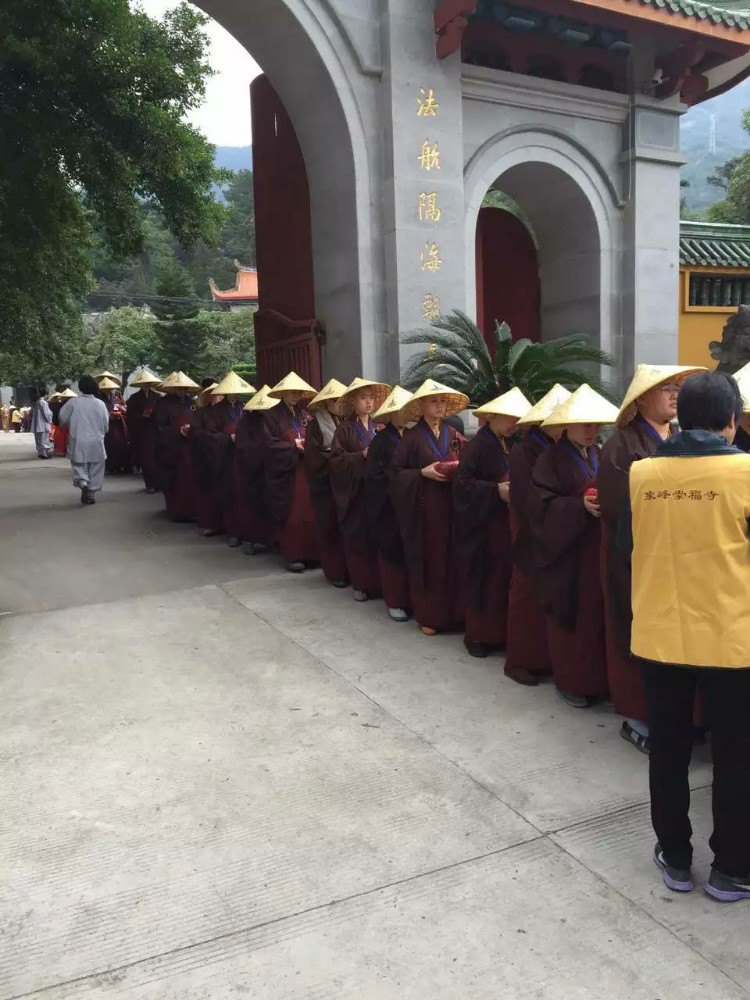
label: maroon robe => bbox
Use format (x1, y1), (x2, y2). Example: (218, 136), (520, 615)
(189, 404), (225, 534)
(453, 426), (512, 647)
(104, 397), (132, 473)
(506, 430), (553, 675)
(263, 403), (319, 564)
(330, 417), (382, 595)
(393, 419), (465, 631)
(235, 411), (273, 546)
(304, 415), (349, 584)
(126, 388), (159, 490)
(203, 399), (246, 539)
(598, 417), (665, 721)
(532, 437), (608, 698)
(155, 394), (197, 522)
(365, 424), (411, 611)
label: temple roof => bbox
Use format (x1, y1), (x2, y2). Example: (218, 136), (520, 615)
(632, 0), (750, 30)
(209, 261), (259, 302)
(680, 221), (750, 266)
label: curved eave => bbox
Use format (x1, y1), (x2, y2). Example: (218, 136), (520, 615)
(698, 49), (750, 101)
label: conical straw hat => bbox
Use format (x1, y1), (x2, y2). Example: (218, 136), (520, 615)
(59, 387), (77, 399)
(267, 371), (317, 400)
(244, 385), (281, 412)
(213, 371), (256, 397)
(732, 361), (750, 413)
(130, 368), (161, 388)
(97, 376), (120, 391)
(96, 370), (121, 385)
(517, 384), (572, 426)
(196, 382), (218, 408)
(399, 379), (469, 424)
(373, 385), (414, 421)
(308, 379), (348, 412)
(160, 370), (200, 393)
(338, 377), (392, 417)
(474, 387), (532, 420)
(617, 364), (706, 427)
(542, 384), (620, 428)
(47, 392), (63, 404)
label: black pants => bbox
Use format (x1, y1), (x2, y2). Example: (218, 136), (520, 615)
(640, 660), (750, 877)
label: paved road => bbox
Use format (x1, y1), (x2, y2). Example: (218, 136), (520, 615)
(2, 432), (747, 999)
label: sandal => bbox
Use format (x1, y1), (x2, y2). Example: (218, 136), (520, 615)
(620, 721), (650, 755)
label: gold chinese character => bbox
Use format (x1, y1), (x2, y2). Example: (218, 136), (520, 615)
(418, 141), (441, 171)
(417, 87), (440, 117)
(420, 243), (443, 272)
(418, 191), (442, 223)
(422, 293), (441, 320)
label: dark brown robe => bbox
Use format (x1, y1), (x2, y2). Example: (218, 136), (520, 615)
(126, 388), (159, 490)
(365, 423), (411, 611)
(392, 418), (465, 631)
(506, 430), (553, 675)
(207, 399), (246, 539)
(235, 410), (272, 545)
(155, 394), (197, 522)
(189, 404), (226, 534)
(104, 396), (132, 474)
(330, 416), (382, 595)
(263, 403), (319, 563)
(304, 414), (349, 584)
(453, 426), (512, 647)
(532, 437), (608, 698)
(598, 417), (665, 721)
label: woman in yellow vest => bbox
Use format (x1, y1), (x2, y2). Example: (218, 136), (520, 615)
(626, 371), (750, 903)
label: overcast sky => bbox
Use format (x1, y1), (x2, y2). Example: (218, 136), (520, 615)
(137, 0), (260, 146)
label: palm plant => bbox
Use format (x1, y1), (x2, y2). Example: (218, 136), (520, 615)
(401, 309), (615, 405)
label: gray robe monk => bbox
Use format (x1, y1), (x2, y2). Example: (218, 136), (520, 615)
(59, 394), (109, 495)
(30, 397), (53, 457)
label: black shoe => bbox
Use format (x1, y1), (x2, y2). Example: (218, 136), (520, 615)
(653, 844), (693, 893)
(620, 721), (650, 755)
(80, 485), (89, 505)
(227, 536), (242, 548)
(705, 869), (750, 903)
(86, 495), (96, 505)
(504, 666), (540, 687)
(201, 528), (219, 538)
(464, 638), (488, 659)
(330, 579), (349, 589)
(285, 561), (306, 573)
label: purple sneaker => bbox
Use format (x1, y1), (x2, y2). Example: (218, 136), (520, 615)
(654, 844), (693, 893)
(705, 869), (750, 903)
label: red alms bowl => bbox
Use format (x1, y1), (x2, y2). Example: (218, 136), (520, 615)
(584, 487), (599, 501)
(435, 459), (460, 481)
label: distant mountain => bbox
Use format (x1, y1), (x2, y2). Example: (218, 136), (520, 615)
(681, 79), (750, 211)
(214, 146), (253, 173)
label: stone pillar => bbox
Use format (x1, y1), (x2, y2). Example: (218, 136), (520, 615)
(379, 0), (467, 380)
(620, 98), (685, 372)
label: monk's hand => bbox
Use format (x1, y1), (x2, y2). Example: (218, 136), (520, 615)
(422, 462), (447, 481)
(362, 447), (369, 458)
(497, 482), (510, 503)
(231, 433), (236, 443)
(583, 496), (601, 518)
(294, 437), (305, 451)
(179, 425), (190, 438)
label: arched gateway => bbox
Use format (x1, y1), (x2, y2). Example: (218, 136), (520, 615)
(199, 0), (750, 390)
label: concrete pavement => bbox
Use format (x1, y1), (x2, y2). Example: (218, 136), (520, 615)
(1, 432), (747, 999)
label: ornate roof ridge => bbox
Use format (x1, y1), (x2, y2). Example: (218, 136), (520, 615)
(631, 0), (750, 30)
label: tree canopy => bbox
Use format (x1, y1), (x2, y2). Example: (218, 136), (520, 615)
(0, 0), (223, 378)
(705, 110), (750, 225)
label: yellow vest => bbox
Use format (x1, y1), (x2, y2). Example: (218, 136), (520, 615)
(630, 452), (750, 668)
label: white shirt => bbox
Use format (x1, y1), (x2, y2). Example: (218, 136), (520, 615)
(59, 395), (109, 462)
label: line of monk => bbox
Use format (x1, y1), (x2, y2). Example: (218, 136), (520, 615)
(120, 360), (750, 756)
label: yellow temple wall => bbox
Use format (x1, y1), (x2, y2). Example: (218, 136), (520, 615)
(677, 266), (748, 368)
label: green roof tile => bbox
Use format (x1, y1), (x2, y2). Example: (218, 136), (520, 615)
(633, 0), (750, 29)
(680, 221), (750, 267)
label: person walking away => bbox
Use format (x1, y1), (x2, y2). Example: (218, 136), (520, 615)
(532, 385), (619, 708)
(30, 390), (53, 457)
(733, 362), (750, 452)
(58, 376), (109, 504)
(365, 386), (415, 622)
(623, 371), (750, 902)
(454, 388), (532, 659)
(599, 365), (703, 753)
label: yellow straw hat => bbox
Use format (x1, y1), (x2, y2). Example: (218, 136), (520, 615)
(542, 384), (620, 429)
(373, 386), (414, 422)
(337, 377), (392, 417)
(474, 387), (532, 420)
(732, 361), (750, 413)
(267, 371), (317, 401)
(308, 379), (348, 412)
(160, 371), (200, 394)
(196, 382), (219, 408)
(244, 385), (281, 412)
(616, 364), (706, 427)
(97, 376), (120, 391)
(130, 368), (162, 388)
(58, 387), (77, 400)
(213, 371), (257, 397)
(517, 384), (573, 427)
(48, 392), (63, 404)
(399, 379), (469, 424)
(96, 370), (121, 385)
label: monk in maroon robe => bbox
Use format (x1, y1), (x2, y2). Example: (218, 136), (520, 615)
(203, 396), (248, 546)
(155, 388), (198, 522)
(190, 392), (226, 537)
(235, 401), (273, 553)
(126, 386), (160, 492)
(532, 394), (615, 707)
(392, 383), (467, 634)
(304, 381), (349, 587)
(102, 390), (132, 474)
(263, 378), (320, 571)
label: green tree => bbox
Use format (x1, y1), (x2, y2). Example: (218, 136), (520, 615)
(401, 310), (615, 406)
(705, 110), (750, 224)
(1, 0), (222, 371)
(86, 307), (159, 387)
(198, 310), (256, 381)
(151, 258), (205, 375)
